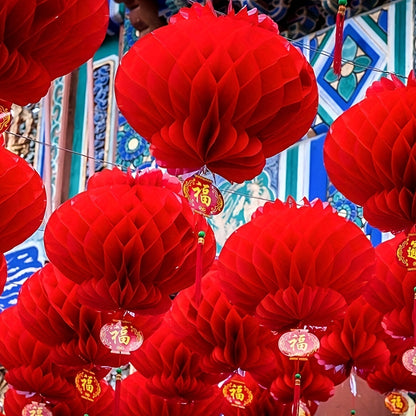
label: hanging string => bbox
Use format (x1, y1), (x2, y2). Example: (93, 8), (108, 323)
(42, 87), (53, 221)
(292, 372), (301, 416)
(194, 231), (206, 304)
(114, 367), (122, 416)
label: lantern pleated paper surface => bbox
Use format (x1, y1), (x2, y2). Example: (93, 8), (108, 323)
(0, 137), (46, 253)
(217, 198), (375, 331)
(115, 3), (318, 183)
(324, 72), (416, 233)
(0, 0), (109, 105)
(44, 168), (216, 314)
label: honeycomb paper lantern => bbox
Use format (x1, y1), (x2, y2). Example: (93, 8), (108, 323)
(324, 71), (416, 233)
(0, 0), (109, 105)
(316, 297), (390, 379)
(44, 168), (216, 313)
(166, 271), (277, 379)
(217, 198), (375, 330)
(119, 372), (224, 416)
(0, 138), (46, 252)
(130, 327), (220, 402)
(115, 3), (318, 183)
(0, 307), (76, 403)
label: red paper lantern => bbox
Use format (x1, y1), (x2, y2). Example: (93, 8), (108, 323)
(130, 327), (220, 402)
(365, 234), (416, 339)
(0, 0), (109, 105)
(217, 198), (374, 331)
(0, 137), (46, 252)
(366, 359), (416, 395)
(0, 307), (77, 403)
(166, 271), (277, 380)
(115, 3), (318, 183)
(17, 264), (160, 372)
(119, 372), (224, 416)
(5, 381), (114, 416)
(324, 71), (416, 233)
(44, 168), (216, 313)
(17, 264), (79, 345)
(269, 351), (336, 404)
(316, 297), (390, 379)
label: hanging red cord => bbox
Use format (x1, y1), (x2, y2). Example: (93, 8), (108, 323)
(292, 373), (301, 416)
(333, 0), (348, 77)
(194, 231), (206, 305)
(114, 368), (122, 416)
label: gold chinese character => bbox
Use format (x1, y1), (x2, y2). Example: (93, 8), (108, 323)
(391, 395), (404, 410)
(407, 241), (416, 260)
(192, 182), (203, 201)
(29, 408), (44, 416)
(110, 326), (131, 346)
(289, 334), (308, 352)
(119, 326), (131, 345)
(228, 383), (245, 402)
(81, 375), (94, 393)
(200, 184), (212, 207)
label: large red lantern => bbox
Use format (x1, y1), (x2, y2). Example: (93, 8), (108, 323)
(44, 168), (216, 314)
(0, 0), (109, 105)
(217, 198), (374, 331)
(316, 297), (390, 379)
(365, 233), (416, 339)
(366, 338), (416, 394)
(119, 372), (224, 416)
(130, 326), (220, 402)
(16, 264), (162, 373)
(115, 3), (318, 183)
(324, 71), (416, 234)
(0, 307), (77, 403)
(0, 136), (46, 252)
(166, 271), (277, 380)
(4, 381), (114, 416)
(269, 350), (336, 404)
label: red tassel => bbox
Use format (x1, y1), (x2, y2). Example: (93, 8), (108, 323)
(413, 286), (416, 344)
(194, 230), (206, 305)
(292, 373), (301, 416)
(114, 368), (122, 416)
(227, 0), (233, 14)
(333, 0), (347, 77)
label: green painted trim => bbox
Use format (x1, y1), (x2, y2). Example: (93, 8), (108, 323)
(361, 15), (388, 43)
(285, 147), (299, 200)
(318, 104), (334, 126)
(96, 36), (119, 60)
(310, 31), (332, 66)
(394, 0), (407, 77)
(69, 63), (87, 198)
